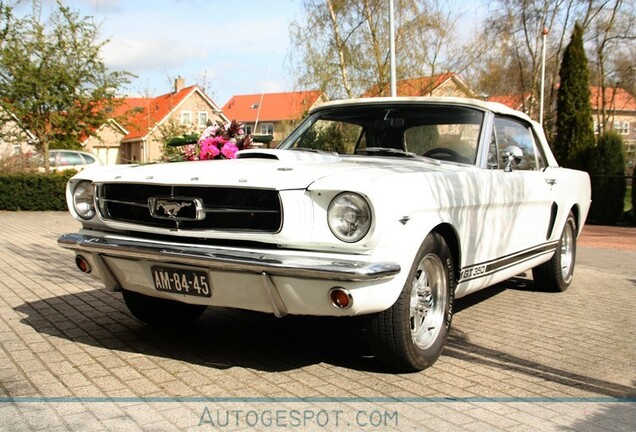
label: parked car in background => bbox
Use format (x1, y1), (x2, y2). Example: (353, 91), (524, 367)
(49, 149), (102, 172)
(58, 97), (591, 372)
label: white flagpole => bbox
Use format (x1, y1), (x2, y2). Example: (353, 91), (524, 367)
(389, 0), (397, 97)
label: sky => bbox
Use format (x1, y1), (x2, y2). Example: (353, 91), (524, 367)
(32, 0), (302, 106)
(26, 0), (485, 107)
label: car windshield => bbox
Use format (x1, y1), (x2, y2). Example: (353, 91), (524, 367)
(278, 104), (485, 165)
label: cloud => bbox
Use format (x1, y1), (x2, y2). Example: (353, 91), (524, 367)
(102, 38), (207, 72)
(93, 1), (297, 101)
(71, 0), (124, 14)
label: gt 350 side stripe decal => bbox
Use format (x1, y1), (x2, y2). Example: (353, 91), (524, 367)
(459, 242), (559, 283)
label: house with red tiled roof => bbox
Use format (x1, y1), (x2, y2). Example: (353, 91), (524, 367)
(83, 78), (228, 164)
(362, 73), (475, 98)
(487, 93), (533, 112)
(590, 86), (636, 134)
(222, 90), (327, 147)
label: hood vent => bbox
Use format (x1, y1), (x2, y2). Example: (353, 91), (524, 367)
(237, 152), (280, 160)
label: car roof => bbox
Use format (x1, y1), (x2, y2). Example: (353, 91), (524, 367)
(50, 150), (95, 156)
(309, 96), (532, 123)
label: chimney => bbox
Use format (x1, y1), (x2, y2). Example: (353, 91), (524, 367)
(174, 76), (185, 93)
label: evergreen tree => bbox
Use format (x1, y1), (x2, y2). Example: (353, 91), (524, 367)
(632, 168), (635, 225)
(554, 23), (595, 170)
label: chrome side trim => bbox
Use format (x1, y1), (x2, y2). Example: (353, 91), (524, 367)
(58, 233), (400, 282)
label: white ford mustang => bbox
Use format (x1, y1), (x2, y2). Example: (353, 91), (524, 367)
(59, 97), (591, 372)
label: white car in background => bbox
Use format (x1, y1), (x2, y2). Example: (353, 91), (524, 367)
(49, 149), (101, 171)
(58, 97), (591, 372)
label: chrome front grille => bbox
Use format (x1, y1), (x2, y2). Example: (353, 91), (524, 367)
(97, 184), (282, 232)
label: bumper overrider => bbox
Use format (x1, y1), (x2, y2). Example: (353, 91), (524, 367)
(57, 232), (401, 317)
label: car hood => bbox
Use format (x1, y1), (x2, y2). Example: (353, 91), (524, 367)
(79, 149), (464, 190)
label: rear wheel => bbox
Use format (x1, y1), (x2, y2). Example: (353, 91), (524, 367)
(122, 290), (207, 326)
(369, 232), (455, 372)
(532, 212), (577, 292)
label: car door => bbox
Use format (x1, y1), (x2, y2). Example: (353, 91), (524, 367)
(483, 116), (555, 260)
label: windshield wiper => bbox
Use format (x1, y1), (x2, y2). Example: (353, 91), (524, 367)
(356, 147), (415, 158)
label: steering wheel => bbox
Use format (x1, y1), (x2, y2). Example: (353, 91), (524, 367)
(422, 147), (468, 163)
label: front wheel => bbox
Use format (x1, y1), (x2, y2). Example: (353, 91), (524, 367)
(368, 232), (455, 372)
(532, 212), (577, 292)
(122, 290), (207, 327)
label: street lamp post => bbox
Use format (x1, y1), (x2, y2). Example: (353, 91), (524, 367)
(539, 27), (549, 125)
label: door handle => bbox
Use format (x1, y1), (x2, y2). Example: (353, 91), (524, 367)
(545, 178), (557, 186)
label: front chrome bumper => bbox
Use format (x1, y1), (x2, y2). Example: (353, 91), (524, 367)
(58, 232), (401, 282)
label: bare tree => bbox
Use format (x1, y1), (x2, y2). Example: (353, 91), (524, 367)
(473, 0), (635, 135)
(613, 49), (636, 97)
(475, 0), (578, 125)
(288, 0), (471, 99)
(326, 0), (354, 98)
(583, 0), (636, 133)
(288, 0), (635, 143)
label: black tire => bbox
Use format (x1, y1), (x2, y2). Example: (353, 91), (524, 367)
(368, 232), (455, 372)
(532, 212), (577, 292)
(122, 289), (206, 326)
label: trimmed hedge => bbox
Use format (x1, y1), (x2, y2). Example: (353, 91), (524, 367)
(167, 134), (199, 147)
(586, 132), (626, 225)
(0, 171), (75, 211)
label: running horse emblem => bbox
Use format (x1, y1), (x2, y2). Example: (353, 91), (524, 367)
(155, 200), (192, 219)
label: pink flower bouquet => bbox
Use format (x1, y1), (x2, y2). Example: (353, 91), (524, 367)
(167, 120), (252, 161)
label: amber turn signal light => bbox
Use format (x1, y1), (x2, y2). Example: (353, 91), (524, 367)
(328, 287), (353, 309)
(75, 256), (91, 274)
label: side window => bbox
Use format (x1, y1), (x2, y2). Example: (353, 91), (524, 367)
(494, 117), (540, 171)
(260, 123), (274, 135)
(180, 111), (192, 125)
(198, 112), (208, 128)
(56, 152), (84, 166)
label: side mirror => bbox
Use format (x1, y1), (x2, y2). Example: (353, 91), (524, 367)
(502, 145), (523, 172)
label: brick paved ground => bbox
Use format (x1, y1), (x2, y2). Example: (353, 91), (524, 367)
(578, 224), (636, 251)
(0, 212), (634, 431)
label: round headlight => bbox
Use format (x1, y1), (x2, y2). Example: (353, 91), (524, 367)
(72, 181), (96, 220)
(327, 192), (371, 243)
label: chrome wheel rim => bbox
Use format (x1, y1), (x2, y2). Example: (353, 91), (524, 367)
(410, 254), (447, 350)
(560, 222), (574, 282)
